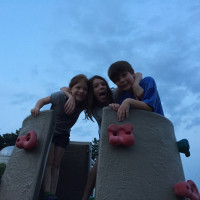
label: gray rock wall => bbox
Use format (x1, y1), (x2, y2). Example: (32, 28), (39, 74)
(0, 110), (54, 200)
(95, 107), (186, 200)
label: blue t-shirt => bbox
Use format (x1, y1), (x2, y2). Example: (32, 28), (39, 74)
(116, 77), (164, 116)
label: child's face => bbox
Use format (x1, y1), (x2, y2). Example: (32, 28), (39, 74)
(93, 78), (108, 103)
(114, 71), (135, 91)
(70, 80), (88, 102)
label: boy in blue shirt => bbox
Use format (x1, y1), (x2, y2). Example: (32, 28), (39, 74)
(108, 61), (190, 156)
(108, 60), (164, 121)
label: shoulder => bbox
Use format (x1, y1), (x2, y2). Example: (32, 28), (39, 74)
(50, 91), (66, 102)
(141, 76), (155, 83)
(51, 91), (65, 97)
(141, 76), (157, 88)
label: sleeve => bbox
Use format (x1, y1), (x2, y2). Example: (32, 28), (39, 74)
(50, 91), (67, 105)
(50, 91), (60, 104)
(141, 77), (159, 111)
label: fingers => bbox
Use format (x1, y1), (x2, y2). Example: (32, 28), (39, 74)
(64, 101), (75, 114)
(30, 108), (39, 117)
(117, 108), (129, 121)
(109, 103), (120, 111)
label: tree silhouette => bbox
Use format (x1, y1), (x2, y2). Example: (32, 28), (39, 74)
(91, 137), (99, 162)
(0, 129), (20, 151)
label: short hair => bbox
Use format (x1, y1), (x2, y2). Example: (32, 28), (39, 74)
(108, 61), (134, 82)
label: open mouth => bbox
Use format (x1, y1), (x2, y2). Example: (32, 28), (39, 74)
(99, 91), (107, 97)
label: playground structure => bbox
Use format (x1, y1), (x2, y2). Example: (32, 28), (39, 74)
(95, 107), (198, 200)
(0, 111), (91, 200)
(0, 108), (199, 200)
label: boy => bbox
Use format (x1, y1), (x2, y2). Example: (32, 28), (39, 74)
(108, 61), (164, 121)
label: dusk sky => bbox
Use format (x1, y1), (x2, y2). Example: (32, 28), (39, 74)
(0, 1), (199, 189)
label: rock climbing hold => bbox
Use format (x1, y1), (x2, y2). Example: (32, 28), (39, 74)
(16, 130), (38, 150)
(107, 123), (135, 146)
(177, 139), (190, 157)
(174, 180), (200, 200)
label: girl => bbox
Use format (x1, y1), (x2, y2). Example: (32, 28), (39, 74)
(31, 74), (88, 200)
(61, 74), (143, 200)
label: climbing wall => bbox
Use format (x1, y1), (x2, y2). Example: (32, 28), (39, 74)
(0, 110), (54, 200)
(95, 107), (186, 200)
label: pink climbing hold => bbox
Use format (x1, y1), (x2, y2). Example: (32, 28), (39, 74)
(173, 180), (200, 200)
(16, 130), (38, 150)
(107, 123), (135, 146)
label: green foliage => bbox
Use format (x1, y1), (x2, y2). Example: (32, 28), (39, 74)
(0, 129), (20, 151)
(3, 133), (18, 146)
(92, 137), (99, 161)
(0, 135), (4, 150)
(0, 163), (6, 179)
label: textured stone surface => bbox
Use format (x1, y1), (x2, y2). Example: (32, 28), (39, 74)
(95, 107), (186, 200)
(56, 141), (91, 200)
(0, 110), (54, 200)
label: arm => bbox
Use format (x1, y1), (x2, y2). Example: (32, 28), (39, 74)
(60, 87), (76, 114)
(132, 72), (144, 100)
(30, 96), (51, 117)
(117, 98), (153, 121)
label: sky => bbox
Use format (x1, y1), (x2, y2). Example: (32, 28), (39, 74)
(0, 0), (200, 190)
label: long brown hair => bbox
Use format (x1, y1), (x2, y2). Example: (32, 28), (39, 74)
(85, 75), (113, 121)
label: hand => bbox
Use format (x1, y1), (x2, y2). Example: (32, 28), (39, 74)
(64, 95), (76, 114)
(109, 103), (120, 111)
(117, 99), (130, 121)
(31, 107), (40, 117)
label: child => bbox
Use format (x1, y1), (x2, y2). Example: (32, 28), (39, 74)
(31, 74), (88, 200)
(61, 74), (143, 200)
(108, 60), (164, 121)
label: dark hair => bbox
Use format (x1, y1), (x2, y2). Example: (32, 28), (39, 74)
(69, 74), (89, 109)
(69, 74), (88, 89)
(108, 61), (135, 82)
(85, 75), (113, 121)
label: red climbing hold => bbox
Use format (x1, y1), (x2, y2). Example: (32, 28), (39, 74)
(16, 130), (38, 150)
(107, 123), (135, 146)
(173, 180), (200, 200)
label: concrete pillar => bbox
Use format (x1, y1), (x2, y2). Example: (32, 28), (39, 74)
(56, 141), (91, 200)
(0, 110), (54, 200)
(95, 107), (186, 200)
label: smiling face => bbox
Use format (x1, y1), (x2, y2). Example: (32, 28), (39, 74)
(93, 78), (108, 103)
(114, 71), (135, 92)
(70, 80), (88, 102)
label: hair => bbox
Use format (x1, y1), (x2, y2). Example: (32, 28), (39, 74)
(108, 61), (135, 82)
(69, 74), (89, 109)
(69, 74), (88, 89)
(85, 75), (113, 121)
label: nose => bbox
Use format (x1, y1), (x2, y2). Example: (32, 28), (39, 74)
(119, 76), (124, 83)
(99, 84), (105, 89)
(80, 87), (87, 94)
